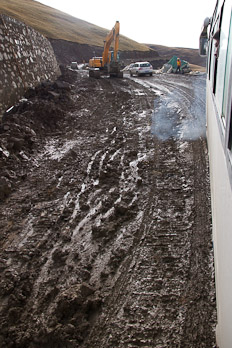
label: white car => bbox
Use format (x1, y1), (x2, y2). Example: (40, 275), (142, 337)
(129, 62), (153, 77)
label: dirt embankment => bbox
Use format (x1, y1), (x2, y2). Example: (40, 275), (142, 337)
(49, 38), (165, 69)
(49, 39), (205, 71)
(0, 68), (216, 348)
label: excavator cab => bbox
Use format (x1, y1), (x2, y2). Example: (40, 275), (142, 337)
(109, 51), (120, 62)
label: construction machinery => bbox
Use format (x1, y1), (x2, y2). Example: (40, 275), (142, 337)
(89, 21), (123, 78)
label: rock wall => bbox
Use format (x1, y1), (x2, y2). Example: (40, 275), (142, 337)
(0, 14), (60, 117)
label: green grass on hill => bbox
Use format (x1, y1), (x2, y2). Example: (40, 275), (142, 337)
(0, 0), (149, 51)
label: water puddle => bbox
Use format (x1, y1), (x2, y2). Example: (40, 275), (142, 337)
(150, 76), (206, 141)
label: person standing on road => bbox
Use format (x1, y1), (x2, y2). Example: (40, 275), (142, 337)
(176, 58), (181, 73)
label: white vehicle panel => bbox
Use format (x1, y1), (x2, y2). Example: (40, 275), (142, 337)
(203, 1), (232, 346)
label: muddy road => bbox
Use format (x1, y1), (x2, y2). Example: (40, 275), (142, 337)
(0, 69), (216, 348)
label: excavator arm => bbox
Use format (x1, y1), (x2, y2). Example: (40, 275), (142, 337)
(89, 21), (122, 78)
(113, 21), (120, 62)
(102, 21), (120, 66)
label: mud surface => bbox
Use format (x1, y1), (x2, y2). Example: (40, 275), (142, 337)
(0, 69), (216, 347)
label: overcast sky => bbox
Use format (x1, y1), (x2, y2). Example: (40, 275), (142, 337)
(35, 0), (216, 49)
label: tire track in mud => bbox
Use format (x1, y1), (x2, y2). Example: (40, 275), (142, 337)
(0, 72), (156, 347)
(132, 73), (206, 110)
(180, 138), (215, 347)
(81, 139), (203, 348)
(0, 71), (215, 348)
(82, 74), (215, 348)
(136, 73), (207, 142)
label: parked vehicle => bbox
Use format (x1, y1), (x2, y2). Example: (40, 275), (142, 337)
(129, 62), (153, 77)
(200, 1), (232, 347)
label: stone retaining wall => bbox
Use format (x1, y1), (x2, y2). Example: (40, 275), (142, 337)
(0, 14), (60, 117)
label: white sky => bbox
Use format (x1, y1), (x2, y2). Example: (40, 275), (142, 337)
(35, 0), (216, 49)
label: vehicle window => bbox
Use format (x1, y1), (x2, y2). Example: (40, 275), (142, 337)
(214, 2), (231, 120)
(212, 24), (219, 95)
(210, 14), (220, 95)
(141, 63), (150, 67)
(222, 13), (232, 124)
(208, 1), (218, 78)
(228, 105), (232, 151)
(208, 37), (213, 79)
(209, 2), (225, 96)
(134, 64), (139, 67)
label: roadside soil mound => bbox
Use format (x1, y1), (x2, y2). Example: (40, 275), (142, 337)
(0, 67), (76, 200)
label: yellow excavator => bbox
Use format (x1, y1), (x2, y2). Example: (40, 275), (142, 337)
(89, 21), (123, 78)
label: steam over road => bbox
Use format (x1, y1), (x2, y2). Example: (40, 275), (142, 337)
(132, 73), (206, 141)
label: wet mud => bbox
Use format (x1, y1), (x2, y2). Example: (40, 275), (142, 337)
(0, 69), (216, 347)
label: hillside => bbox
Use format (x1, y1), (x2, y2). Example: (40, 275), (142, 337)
(0, 0), (149, 52)
(147, 44), (206, 67)
(0, 0), (205, 67)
